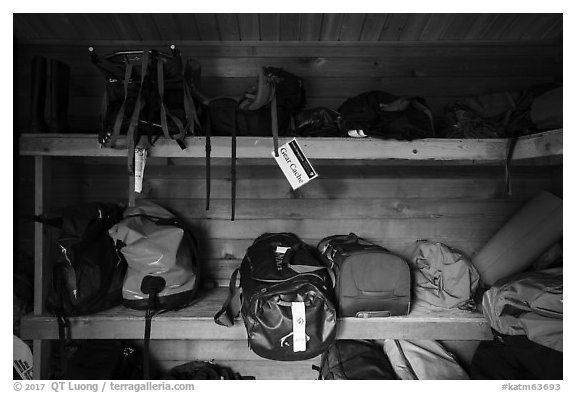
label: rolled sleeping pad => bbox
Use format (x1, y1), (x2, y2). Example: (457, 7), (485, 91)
(472, 191), (562, 287)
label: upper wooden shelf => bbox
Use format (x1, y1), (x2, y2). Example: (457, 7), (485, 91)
(20, 288), (491, 341)
(18, 129), (562, 163)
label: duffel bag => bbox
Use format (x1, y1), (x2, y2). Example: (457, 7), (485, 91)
(317, 233), (411, 317)
(214, 233), (337, 361)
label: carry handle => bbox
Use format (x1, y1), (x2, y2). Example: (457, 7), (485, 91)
(214, 268), (242, 327)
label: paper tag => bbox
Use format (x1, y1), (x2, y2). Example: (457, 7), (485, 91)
(134, 147), (147, 193)
(273, 139), (318, 190)
(291, 302), (306, 352)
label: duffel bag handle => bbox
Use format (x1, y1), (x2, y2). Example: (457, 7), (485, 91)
(214, 268), (242, 327)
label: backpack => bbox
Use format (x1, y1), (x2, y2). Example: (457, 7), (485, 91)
(188, 62), (306, 220)
(481, 267), (563, 352)
(382, 339), (470, 380)
(337, 91), (434, 140)
(214, 233), (337, 361)
(408, 240), (480, 310)
(34, 202), (126, 375)
(108, 200), (201, 378)
(90, 46), (200, 174)
(317, 233), (411, 317)
(35, 202), (126, 318)
(317, 340), (398, 380)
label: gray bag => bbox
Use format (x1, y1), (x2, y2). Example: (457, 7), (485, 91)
(408, 240), (479, 310)
(482, 267), (563, 352)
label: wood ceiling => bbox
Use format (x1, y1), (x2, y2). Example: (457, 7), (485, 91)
(14, 13), (562, 43)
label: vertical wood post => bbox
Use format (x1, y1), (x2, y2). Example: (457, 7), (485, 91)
(33, 156), (51, 379)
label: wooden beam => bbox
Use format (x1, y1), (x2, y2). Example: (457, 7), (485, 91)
(21, 288), (492, 341)
(18, 129), (563, 163)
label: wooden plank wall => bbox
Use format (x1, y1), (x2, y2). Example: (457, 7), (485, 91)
(14, 41), (562, 379)
(14, 41), (561, 133)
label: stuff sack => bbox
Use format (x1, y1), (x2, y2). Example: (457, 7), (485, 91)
(108, 200), (200, 379)
(90, 47), (199, 171)
(214, 233), (337, 361)
(317, 340), (398, 380)
(481, 267), (563, 352)
(295, 107), (341, 137)
(317, 233), (411, 317)
(35, 202), (126, 318)
(382, 339), (469, 380)
(108, 200), (200, 310)
(408, 240), (480, 310)
(337, 90), (434, 140)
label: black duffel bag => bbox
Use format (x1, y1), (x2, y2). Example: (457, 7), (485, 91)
(214, 233), (337, 361)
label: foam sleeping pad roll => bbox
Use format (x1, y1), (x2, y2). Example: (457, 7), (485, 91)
(472, 191), (562, 286)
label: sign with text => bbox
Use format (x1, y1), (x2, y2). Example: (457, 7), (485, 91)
(273, 139), (318, 190)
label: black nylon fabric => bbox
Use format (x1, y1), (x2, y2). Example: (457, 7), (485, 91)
(319, 340), (398, 380)
(38, 202), (126, 317)
(237, 233), (337, 361)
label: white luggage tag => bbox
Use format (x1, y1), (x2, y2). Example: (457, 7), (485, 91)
(291, 302), (306, 352)
(134, 147), (147, 193)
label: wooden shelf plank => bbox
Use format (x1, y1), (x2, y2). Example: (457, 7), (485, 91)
(20, 288), (492, 341)
(18, 129), (562, 163)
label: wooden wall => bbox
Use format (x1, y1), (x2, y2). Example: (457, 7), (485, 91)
(14, 40), (562, 380)
(14, 41), (561, 133)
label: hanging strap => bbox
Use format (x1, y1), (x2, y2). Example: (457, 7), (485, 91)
(505, 135), (519, 196)
(271, 91), (279, 157)
(205, 108), (212, 210)
(157, 59), (187, 150)
(103, 60), (133, 148)
(56, 316), (70, 377)
(126, 50), (150, 175)
(231, 105), (237, 221)
(214, 268), (241, 327)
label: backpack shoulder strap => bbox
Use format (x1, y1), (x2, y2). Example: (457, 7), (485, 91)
(214, 268), (241, 327)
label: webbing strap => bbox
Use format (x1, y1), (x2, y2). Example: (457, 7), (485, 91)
(231, 106), (237, 221)
(205, 110), (212, 210)
(126, 50), (150, 175)
(143, 295), (154, 380)
(214, 268), (241, 327)
(106, 61), (133, 148)
(271, 92), (279, 157)
(157, 60), (187, 150)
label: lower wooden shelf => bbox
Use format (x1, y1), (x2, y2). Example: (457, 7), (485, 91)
(21, 288), (492, 341)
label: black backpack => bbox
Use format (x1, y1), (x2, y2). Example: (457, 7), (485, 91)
(90, 46), (200, 173)
(36, 202), (126, 318)
(214, 233), (337, 361)
(317, 340), (398, 380)
(338, 90), (434, 140)
(189, 63), (306, 220)
(35, 202), (126, 374)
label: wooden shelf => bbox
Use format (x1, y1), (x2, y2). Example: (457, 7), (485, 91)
(18, 129), (562, 163)
(21, 288), (492, 341)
